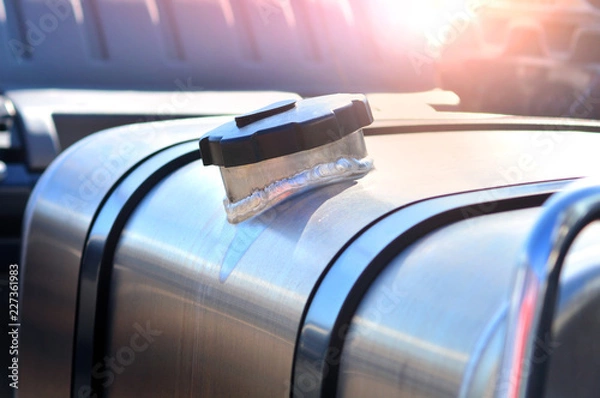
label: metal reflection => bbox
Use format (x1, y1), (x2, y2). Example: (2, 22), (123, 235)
(499, 178), (600, 398)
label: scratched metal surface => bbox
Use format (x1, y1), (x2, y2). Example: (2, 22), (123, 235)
(104, 128), (600, 397)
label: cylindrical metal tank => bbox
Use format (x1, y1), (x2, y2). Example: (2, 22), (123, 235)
(18, 94), (600, 397)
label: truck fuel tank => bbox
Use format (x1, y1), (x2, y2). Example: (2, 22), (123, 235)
(19, 94), (600, 397)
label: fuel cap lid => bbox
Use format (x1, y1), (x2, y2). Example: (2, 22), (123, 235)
(199, 94), (373, 167)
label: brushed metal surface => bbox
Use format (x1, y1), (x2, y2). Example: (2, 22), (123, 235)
(20, 119), (600, 397)
(337, 208), (600, 398)
(0, 160), (6, 182)
(545, 222), (600, 398)
(464, 221), (600, 398)
(72, 142), (202, 397)
(500, 179), (600, 398)
(336, 209), (540, 398)
(19, 117), (231, 398)
(292, 181), (566, 398)
(102, 130), (600, 397)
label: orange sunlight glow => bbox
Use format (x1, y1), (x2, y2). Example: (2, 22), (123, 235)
(370, 0), (487, 57)
(0, 0), (6, 23)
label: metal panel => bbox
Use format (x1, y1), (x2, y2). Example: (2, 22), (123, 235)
(337, 208), (542, 398)
(18, 116), (230, 398)
(293, 183), (564, 398)
(6, 89), (300, 170)
(0, 0), (433, 93)
(336, 208), (600, 398)
(20, 121), (600, 396)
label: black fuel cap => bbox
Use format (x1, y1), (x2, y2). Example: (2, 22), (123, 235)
(199, 94), (373, 167)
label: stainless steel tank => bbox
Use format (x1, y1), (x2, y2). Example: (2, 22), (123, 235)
(19, 94), (600, 397)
